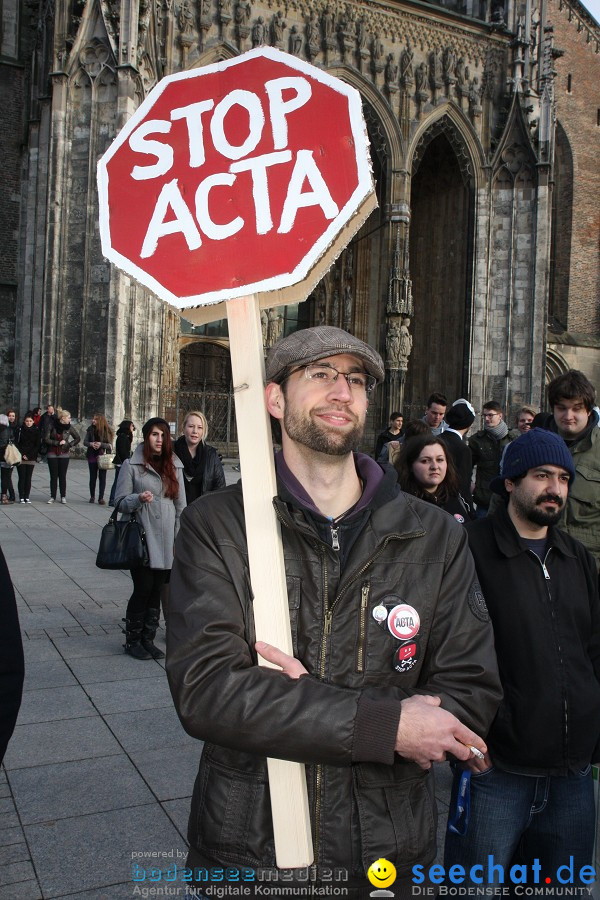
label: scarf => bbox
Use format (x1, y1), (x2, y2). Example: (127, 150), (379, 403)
(485, 420), (508, 440)
(174, 436), (207, 485)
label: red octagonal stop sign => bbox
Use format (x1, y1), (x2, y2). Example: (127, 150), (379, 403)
(98, 47), (374, 309)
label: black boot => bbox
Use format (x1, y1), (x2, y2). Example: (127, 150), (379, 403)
(141, 608), (165, 659)
(122, 615), (152, 660)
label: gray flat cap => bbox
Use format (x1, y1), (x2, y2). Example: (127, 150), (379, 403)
(265, 326), (385, 384)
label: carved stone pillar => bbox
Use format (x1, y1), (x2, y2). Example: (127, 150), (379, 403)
(386, 200), (413, 416)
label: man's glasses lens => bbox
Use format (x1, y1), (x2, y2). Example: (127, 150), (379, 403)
(303, 365), (375, 393)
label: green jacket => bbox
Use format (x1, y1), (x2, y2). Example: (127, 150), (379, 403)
(563, 421), (600, 565)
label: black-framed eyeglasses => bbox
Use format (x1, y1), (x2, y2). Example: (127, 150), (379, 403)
(288, 363), (376, 394)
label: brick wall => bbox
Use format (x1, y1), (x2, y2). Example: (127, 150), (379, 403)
(549, 0), (600, 335)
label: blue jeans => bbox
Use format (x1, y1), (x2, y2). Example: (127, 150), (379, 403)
(444, 765), (595, 893)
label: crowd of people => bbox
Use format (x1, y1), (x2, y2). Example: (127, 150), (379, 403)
(1, 327), (599, 897)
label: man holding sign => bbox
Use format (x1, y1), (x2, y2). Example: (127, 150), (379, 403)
(167, 326), (501, 896)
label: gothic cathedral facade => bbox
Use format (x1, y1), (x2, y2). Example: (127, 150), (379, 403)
(2, 0), (599, 444)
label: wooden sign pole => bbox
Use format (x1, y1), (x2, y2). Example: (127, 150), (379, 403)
(225, 294), (314, 869)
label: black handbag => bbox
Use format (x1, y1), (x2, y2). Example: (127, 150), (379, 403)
(96, 498), (149, 570)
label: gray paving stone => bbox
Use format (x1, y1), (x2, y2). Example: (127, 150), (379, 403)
(16, 685), (97, 725)
(9, 755), (155, 825)
(25, 804), (186, 897)
(0, 879), (42, 900)
(21, 640), (62, 662)
(161, 798), (192, 841)
(0, 860), (37, 887)
(0, 826), (25, 846)
(3, 718), (122, 770)
(22, 659), (78, 692)
(84, 675), (172, 715)
(104, 706), (194, 754)
(130, 743), (202, 802)
(0, 842), (30, 865)
(53, 633), (124, 659)
(67, 654), (163, 684)
(0, 810), (19, 828)
(18, 609), (79, 630)
(0, 798), (14, 816)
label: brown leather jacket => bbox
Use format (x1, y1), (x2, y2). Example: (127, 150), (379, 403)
(166, 469), (501, 880)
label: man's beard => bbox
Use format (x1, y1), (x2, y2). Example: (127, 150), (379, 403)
(513, 492), (565, 527)
(283, 406), (364, 456)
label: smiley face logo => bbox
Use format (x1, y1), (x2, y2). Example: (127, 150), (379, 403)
(367, 858), (397, 889)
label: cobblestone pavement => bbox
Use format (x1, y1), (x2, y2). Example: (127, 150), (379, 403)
(0, 459), (459, 898)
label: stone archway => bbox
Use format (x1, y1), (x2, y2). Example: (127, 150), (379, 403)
(406, 127), (474, 417)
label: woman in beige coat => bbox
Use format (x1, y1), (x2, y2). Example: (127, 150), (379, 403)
(115, 418), (186, 659)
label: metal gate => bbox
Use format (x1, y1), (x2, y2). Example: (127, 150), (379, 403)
(162, 388), (238, 456)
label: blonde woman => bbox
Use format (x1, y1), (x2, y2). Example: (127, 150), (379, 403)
(45, 410), (80, 504)
(173, 411), (225, 505)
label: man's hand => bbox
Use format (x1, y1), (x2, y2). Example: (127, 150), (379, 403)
(395, 695), (487, 770)
(255, 641), (308, 679)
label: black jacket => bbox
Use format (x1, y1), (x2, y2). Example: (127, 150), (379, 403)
(468, 429), (511, 508)
(173, 436), (226, 504)
(167, 460), (501, 878)
(16, 424), (41, 462)
(0, 545), (24, 764)
(440, 430), (473, 510)
(466, 504), (600, 775)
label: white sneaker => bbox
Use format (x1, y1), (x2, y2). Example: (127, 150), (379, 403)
(60, 498), (67, 504)
(20, 499), (25, 503)
(47, 498), (54, 504)
(25, 499), (32, 504)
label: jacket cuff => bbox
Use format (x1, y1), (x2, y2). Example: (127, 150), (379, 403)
(352, 695), (402, 764)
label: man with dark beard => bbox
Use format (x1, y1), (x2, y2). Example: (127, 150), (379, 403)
(445, 428), (600, 896)
(167, 326), (501, 898)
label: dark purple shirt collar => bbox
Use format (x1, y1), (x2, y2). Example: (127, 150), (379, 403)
(275, 450), (385, 520)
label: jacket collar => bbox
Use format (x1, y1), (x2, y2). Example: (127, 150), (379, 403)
(489, 503), (577, 560)
(273, 474), (426, 544)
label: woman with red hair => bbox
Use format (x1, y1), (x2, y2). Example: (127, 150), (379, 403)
(115, 418), (186, 659)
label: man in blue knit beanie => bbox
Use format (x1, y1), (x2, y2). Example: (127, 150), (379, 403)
(445, 427), (600, 896)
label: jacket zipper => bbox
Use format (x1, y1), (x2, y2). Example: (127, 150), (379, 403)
(356, 583), (370, 673)
(313, 536), (408, 867)
(529, 548), (569, 761)
(330, 525), (340, 551)
(272, 501), (422, 869)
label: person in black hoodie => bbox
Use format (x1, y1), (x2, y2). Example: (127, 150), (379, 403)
(173, 410), (225, 505)
(444, 428), (600, 893)
(0, 544), (24, 764)
(395, 433), (473, 523)
(108, 420), (135, 507)
(16, 412), (41, 502)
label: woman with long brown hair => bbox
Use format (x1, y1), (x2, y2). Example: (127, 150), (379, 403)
(84, 413), (114, 505)
(395, 433), (473, 523)
(115, 418), (186, 659)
